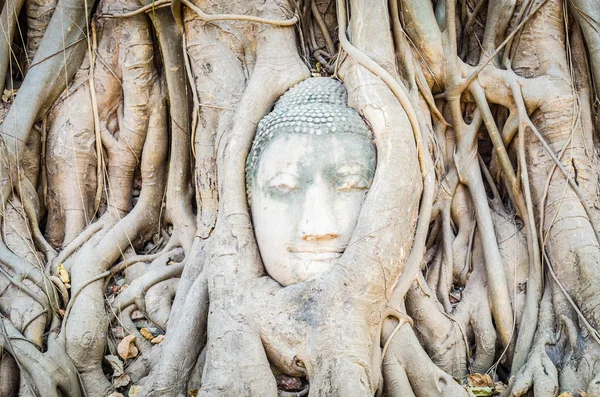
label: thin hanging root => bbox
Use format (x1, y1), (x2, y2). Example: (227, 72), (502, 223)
(110, 262), (184, 311)
(149, 8), (196, 252)
(0, 0), (26, 94)
(184, 33), (200, 160)
(85, 18), (104, 215)
(14, 175), (57, 261)
(464, 0), (487, 33)
(544, 251), (600, 346)
(310, 0), (334, 55)
(459, 0), (551, 90)
(335, 0), (435, 303)
(524, 108), (600, 244)
(0, 265), (52, 327)
(538, 131), (571, 249)
(109, 246), (180, 275)
(60, 270), (111, 340)
(49, 275), (69, 307)
(414, 66), (449, 127)
(388, 0), (448, 126)
(439, 202), (454, 313)
(469, 84), (542, 366)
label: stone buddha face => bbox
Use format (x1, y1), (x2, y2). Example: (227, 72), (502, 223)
(246, 78), (376, 286)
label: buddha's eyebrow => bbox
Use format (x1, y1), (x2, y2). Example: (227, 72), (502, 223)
(268, 171), (300, 180)
(277, 162), (298, 170)
(265, 163), (300, 177)
(336, 162), (370, 175)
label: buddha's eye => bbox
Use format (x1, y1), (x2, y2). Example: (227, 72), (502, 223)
(337, 175), (370, 192)
(270, 184), (297, 194)
(267, 174), (300, 195)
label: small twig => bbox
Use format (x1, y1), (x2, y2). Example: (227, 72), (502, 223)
(99, 0), (171, 18)
(109, 246), (179, 275)
(183, 32), (201, 159)
(182, 0), (298, 26)
(310, 0), (334, 55)
(22, 309), (48, 336)
(544, 250), (600, 346)
(0, 265), (52, 326)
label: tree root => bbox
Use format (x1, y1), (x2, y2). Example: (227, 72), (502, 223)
(382, 319), (469, 397)
(1, 318), (82, 397)
(504, 288), (559, 397)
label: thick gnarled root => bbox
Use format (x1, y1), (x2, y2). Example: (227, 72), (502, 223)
(382, 321), (469, 397)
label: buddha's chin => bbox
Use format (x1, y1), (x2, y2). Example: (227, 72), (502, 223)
(269, 256), (340, 287)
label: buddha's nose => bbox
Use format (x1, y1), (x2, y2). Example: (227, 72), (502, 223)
(299, 182), (339, 241)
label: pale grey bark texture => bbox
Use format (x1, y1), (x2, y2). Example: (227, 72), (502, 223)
(0, 0), (600, 396)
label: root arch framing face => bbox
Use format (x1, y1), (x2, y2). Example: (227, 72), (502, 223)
(0, 0), (600, 396)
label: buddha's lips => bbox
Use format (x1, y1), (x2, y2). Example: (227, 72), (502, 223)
(290, 251), (343, 261)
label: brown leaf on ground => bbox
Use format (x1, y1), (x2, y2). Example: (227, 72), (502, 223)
(107, 393), (124, 397)
(467, 373), (494, 388)
(558, 392), (573, 397)
(128, 385), (142, 396)
(140, 328), (154, 341)
(57, 263), (70, 285)
(117, 334), (138, 360)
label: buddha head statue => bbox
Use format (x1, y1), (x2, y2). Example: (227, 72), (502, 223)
(246, 78), (376, 286)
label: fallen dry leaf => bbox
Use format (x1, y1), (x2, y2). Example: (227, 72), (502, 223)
(140, 328), (154, 341)
(57, 263), (70, 285)
(467, 373), (494, 388)
(151, 334), (164, 344)
(117, 334), (138, 360)
(108, 393), (124, 397)
(558, 393), (573, 397)
(104, 354), (124, 376)
(578, 390), (589, 397)
(2, 89), (17, 103)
